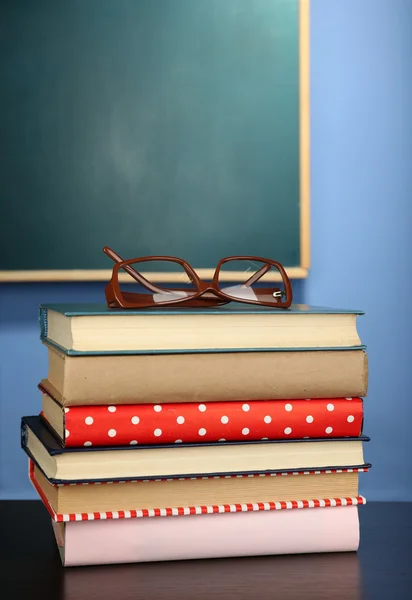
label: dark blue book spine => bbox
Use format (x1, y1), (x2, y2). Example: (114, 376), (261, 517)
(21, 419), (29, 450)
(38, 305), (48, 339)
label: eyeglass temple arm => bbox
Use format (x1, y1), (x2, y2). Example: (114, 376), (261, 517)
(103, 247), (169, 294)
(244, 262), (271, 287)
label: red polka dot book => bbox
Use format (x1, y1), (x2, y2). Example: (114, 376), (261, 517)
(39, 385), (364, 448)
(21, 302), (370, 566)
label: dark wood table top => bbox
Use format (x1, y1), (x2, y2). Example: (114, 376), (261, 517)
(0, 501), (411, 599)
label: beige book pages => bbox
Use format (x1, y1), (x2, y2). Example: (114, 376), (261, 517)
(34, 465), (359, 514)
(46, 310), (361, 352)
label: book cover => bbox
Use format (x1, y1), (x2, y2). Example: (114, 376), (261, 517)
(43, 347), (369, 406)
(53, 503), (363, 566)
(40, 303), (365, 318)
(40, 388), (364, 447)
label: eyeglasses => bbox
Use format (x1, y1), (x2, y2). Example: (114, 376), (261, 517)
(103, 247), (293, 309)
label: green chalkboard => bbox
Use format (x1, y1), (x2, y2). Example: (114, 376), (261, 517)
(0, 0), (309, 281)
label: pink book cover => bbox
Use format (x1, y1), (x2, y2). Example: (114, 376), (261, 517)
(39, 384), (363, 447)
(55, 504), (361, 567)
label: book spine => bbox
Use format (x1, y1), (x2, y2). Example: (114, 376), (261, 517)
(61, 398), (364, 448)
(39, 306), (48, 340)
(20, 418), (28, 450)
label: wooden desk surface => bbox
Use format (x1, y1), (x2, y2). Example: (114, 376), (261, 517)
(0, 501), (411, 599)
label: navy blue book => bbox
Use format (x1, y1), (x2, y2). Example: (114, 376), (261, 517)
(39, 303), (365, 356)
(21, 416), (370, 484)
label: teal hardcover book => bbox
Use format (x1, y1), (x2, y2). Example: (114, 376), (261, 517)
(39, 303), (365, 356)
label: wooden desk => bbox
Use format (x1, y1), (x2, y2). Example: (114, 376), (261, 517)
(1, 501), (411, 599)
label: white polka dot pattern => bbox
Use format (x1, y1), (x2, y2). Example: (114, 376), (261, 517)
(61, 397), (363, 447)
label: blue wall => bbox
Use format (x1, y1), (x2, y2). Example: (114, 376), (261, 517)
(1, 0), (411, 500)
(307, 0), (412, 500)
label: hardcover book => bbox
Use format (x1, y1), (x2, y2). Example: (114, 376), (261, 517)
(39, 303), (364, 354)
(51, 503), (363, 566)
(40, 389), (364, 447)
(30, 459), (368, 516)
(42, 346), (368, 406)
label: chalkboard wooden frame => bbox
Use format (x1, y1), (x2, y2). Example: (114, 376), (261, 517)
(0, 0), (310, 283)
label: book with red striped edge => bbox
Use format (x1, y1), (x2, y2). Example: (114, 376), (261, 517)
(28, 458), (369, 517)
(30, 458), (366, 523)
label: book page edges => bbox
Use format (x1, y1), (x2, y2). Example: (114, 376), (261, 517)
(44, 311), (362, 353)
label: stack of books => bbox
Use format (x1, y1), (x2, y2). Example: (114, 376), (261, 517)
(21, 303), (370, 567)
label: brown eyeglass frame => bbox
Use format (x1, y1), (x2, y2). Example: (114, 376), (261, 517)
(103, 247), (293, 309)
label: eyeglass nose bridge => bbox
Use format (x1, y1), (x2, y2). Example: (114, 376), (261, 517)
(195, 282), (229, 301)
(197, 281), (220, 294)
